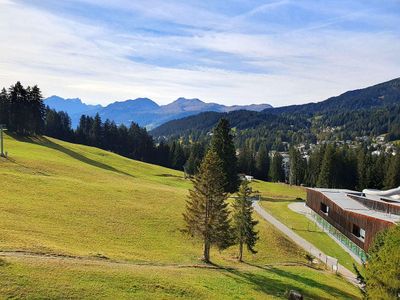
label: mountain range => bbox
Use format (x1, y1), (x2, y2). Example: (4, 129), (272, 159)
(45, 96), (272, 128)
(151, 77), (400, 138)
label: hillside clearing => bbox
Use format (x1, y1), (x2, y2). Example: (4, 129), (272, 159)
(0, 134), (361, 299)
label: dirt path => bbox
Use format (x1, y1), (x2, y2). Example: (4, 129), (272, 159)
(0, 250), (222, 270)
(253, 201), (359, 286)
(0, 250), (315, 272)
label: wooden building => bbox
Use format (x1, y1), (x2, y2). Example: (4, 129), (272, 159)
(306, 188), (400, 261)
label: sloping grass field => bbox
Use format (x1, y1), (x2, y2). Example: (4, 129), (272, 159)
(0, 134), (361, 299)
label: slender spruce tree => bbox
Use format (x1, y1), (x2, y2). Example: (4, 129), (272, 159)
(384, 152), (400, 189)
(289, 146), (306, 186)
(269, 152), (285, 182)
(29, 85), (45, 134)
(317, 144), (336, 188)
(183, 149), (232, 263)
(255, 143), (270, 180)
(184, 143), (205, 176)
(0, 88), (9, 125)
(210, 118), (239, 193)
(232, 180), (259, 261)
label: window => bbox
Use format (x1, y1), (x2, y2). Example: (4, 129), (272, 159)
(360, 228), (366, 241)
(320, 202), (329, 214)
(352, 224), (365, 241)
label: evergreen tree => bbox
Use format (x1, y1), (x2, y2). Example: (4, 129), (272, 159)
(364, 225), (400, 299)
(0, 88), (9, 125)
(45, 108), (73, 141)
(356, 147), (369, 190)
(8, 81), (28, 134)
(91, 113), (103, 147)
(29, 85), (45, 134)
(255, 143), (269, 180)
(289, 146), (306, 186)
(370, 154), (387, 189)
(155, 140), (171, 168)
(232, 180), (259, 261)
(183, 150), (232, 263)
(269, 152), (285, 182)
(210, 118), (239, 193)
(304, 145), (324, 187)
(238, 142), (255, 175)
(184, 143), (204, 175)
(317, 145), (336, 188)
(337, 146), (358, 189)
(171, 141), (186, 170)
(384, 152), (400, 189)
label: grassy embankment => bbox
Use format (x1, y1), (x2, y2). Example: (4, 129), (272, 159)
(253, 181), (358, 271)
(0, 134), (360, 299)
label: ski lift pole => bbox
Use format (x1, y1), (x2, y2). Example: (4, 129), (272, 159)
(0, 124), (7, 157)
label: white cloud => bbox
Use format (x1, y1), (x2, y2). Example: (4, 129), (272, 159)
(0, 0), (399, 107)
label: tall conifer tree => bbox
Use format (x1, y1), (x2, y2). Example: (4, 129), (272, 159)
(255, 143), (269, 180)
(210, 119), (239, 193)
(184, 143), (204, 175)
(269, 152), (285, 182)
(0, 88), (8, 125)
(232, 180), (258, 261)
(289, 146), (305, 185)
(183, 150), (232, 263)
(317, 145), (336, 188)
(384, 152), (400, 189)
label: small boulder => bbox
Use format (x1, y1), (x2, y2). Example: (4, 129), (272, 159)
(288, 290), (303, 300)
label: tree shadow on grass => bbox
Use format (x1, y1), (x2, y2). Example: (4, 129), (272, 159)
(208, 261), (358, 300)
(10, 134), (135, 178)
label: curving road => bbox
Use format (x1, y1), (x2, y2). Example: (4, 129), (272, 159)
(253, 201), (359, 286)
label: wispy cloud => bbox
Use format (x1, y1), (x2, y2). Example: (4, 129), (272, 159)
(0, 0), (399, 106)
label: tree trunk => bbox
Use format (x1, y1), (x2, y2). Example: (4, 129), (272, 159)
(239, 241), (243, 262)
(203, 240), (210, 263)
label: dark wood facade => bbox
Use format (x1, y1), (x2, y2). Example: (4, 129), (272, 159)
(306, 189), (395, 251)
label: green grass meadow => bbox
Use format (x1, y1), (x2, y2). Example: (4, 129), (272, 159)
(253, 181), (358, 271)
(0, 134), (361, 299)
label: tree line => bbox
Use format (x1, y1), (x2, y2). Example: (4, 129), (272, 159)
(234, 140), (400, 191)
(298, 144), (400, 190)
(0, 82), (45, 135)
(0, 82), (206, 169)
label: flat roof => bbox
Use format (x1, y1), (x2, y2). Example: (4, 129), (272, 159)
(308, 188), (400, 223)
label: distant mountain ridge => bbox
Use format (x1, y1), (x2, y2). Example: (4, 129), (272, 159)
(151, 77), (400, 137)
(45, 96), (272, 128)
(267, 77), (400, 115)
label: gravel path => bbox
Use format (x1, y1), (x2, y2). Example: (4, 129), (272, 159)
(253, 201), (359, 286)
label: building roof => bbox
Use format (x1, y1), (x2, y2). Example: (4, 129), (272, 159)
(308, 188), (400, 223)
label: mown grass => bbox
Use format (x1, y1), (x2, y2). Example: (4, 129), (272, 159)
(0, 257), (359, 300)
(252, 181), (358, 271)
(0, 134), (361, 299)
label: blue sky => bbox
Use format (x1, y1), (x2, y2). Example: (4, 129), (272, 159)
(0, 0), (399, 106)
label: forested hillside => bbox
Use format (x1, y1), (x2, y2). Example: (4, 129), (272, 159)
(151, 77), (400, 146)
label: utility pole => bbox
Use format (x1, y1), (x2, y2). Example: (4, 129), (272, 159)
(0, 124), (7, 157)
